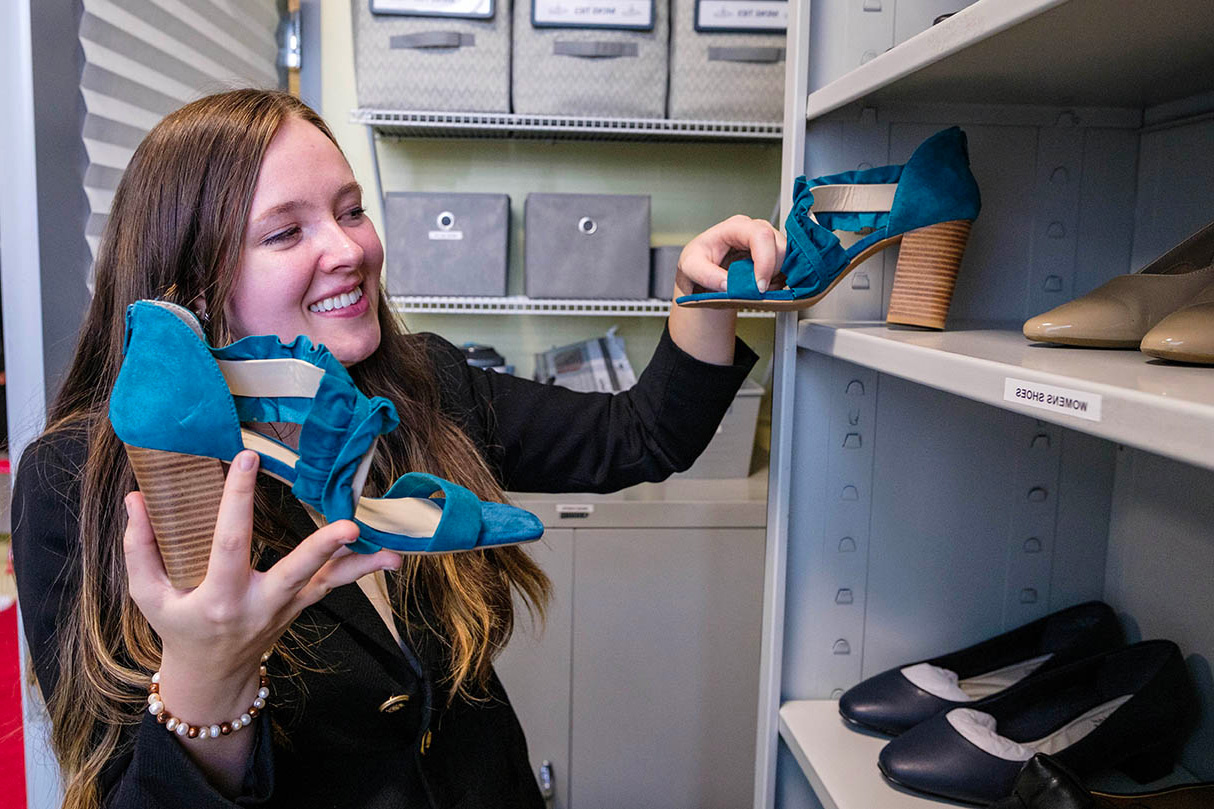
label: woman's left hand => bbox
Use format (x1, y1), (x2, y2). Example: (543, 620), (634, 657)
(674, 214), (787, 298)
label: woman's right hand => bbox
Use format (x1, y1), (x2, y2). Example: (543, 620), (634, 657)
(122, 449), (400, 793)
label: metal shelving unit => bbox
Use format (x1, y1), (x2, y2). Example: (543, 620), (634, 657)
(754, 0), (1214, 807)
(352, 108), (783, 143)
(389, 295), (774, 318)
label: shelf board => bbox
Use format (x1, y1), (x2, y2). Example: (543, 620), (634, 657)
(780, 701), (970, 809)
(389, 295), (775, 318)
(805, 0), (1214, 121)
(797, 321), (1214, 472)
(780, 700), (1199, 809)
(353, 108), (783, 143)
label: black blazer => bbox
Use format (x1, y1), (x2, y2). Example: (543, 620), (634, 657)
(13, 327), (757, 808)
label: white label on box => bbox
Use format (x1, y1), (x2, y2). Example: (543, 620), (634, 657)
(533, 0), (654, 28)
(371, 0), (493, 18)
(428, 230), (464, 240)
(696, 0), (787, 31)
(557, 504), (594, 518)
(1003, 377), (1103, 422)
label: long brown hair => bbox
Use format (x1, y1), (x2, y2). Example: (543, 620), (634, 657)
(42, 89), (549, 809)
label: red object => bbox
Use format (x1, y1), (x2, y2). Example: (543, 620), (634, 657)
(0, 603), (26, 807)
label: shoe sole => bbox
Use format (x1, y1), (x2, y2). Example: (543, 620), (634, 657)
(1024, 335), (1143, 348)
(1139, 347), (1214, 365)
(127, 438), (536, 589)
(679, 219), (973, 330)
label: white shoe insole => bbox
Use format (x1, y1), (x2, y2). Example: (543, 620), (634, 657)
(901, 653), (1053, 702)
(946, 695), (1134, 762)
(240, 429), (442, 537)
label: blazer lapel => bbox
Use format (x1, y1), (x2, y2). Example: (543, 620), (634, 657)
(276, 493), (420, 683)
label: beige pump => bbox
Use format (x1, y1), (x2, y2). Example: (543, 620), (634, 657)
(1140, 280), (1214, 364)
(1023, 220), (1214, 348)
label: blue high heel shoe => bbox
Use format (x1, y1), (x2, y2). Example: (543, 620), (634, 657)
(677, 127), (981, 329)
(110, 300), (544, 588)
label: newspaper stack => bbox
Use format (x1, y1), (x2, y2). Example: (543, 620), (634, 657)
(533, 327), (637, 393)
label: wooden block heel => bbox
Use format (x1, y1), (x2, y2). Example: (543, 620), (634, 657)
(887, 219), (972, 330)
(125, 445), (226, 589)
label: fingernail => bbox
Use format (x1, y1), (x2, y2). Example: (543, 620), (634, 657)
(240, 451), (257, 471)
(757, 279), (769, 293)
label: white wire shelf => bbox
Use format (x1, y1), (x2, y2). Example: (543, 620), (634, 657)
(353, 108), (783, 142)
(389, 295), (774, 317)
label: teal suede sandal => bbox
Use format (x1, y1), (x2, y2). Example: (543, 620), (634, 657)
(109, 300), (543, 588)
(677, 127), (981, 329)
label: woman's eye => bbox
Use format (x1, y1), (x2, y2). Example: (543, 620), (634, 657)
(345, 206), (366, 221)
(263, 226), (299, 246)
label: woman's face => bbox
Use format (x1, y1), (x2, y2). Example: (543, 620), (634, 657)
(226, 116), (383, 365)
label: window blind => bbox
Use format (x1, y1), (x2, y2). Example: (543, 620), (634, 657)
(79, 0), (281, 260)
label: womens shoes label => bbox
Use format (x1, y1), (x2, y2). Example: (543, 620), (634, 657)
(371, 0), (494, 20)
(532, 0), (655, 29)
(1004, 377), (1102, 422)
(695, 0), (787, 32)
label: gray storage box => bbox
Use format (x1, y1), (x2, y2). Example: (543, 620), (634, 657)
(352, 0), (511, 112)
(678, 379), (763, 478)
(668, 0), (786, 121)
(385, 192), (510, 296)
(525, 193), (650, 299)
(650, 245), (683, 298)
(512, 0), (669, 117)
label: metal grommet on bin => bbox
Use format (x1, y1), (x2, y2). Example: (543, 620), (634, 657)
(577, 216), (597, 235)
(436, 211), (456, 230)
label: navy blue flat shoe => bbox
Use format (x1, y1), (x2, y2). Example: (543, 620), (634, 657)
(839, 601), (1123, 736)
(877, 640), (1195, 806)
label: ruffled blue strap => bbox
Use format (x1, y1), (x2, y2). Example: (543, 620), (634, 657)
(779, 183), (851, 296)
(292, 375), (399, 521)
(725, 258), (764, 298)
(724, 181), (851, 300)
(380, 473), (484, 552)
(212, 332), (402, 522)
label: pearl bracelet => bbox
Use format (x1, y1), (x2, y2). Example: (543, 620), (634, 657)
(147, 652), (271, 741)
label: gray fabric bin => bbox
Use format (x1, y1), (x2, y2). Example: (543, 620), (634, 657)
(668, 0), (786, 121)
(650, 245), (683, 298)
(352, 0), (511, 111)
(385, 192), (510, 296)
(512, 0), (669, 117)
(525, 193), (650, 299)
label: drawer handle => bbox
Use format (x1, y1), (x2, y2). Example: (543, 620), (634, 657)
(391, 31), (476, 49)
(554, 40), (638, 58)
(708, 46), (785, 63)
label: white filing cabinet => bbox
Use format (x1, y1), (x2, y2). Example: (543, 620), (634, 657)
(499, 472), (768, 808)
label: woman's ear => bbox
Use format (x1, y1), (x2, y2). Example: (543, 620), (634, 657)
(191, 294), (209, 323)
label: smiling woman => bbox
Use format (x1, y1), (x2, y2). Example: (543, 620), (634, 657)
(230, 126), (382, 365)
(11, 88), (768, 809)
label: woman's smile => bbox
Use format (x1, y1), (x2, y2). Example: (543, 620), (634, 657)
(308, 283), (367, 316)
